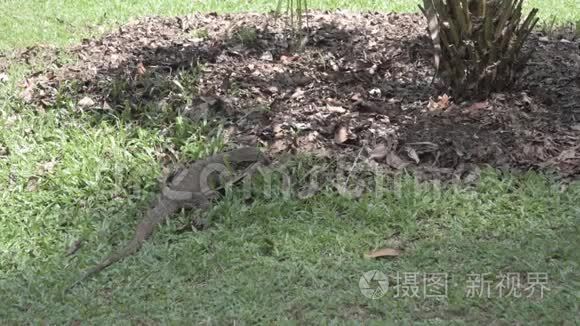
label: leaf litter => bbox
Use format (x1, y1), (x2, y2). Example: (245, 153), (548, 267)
(10, 11), (580, 180)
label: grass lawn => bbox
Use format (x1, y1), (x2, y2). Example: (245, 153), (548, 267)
(1, 0), (579, 324)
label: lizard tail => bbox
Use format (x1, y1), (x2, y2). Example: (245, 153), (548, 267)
(66, 238), (143, 292)
(66, 202), (178, 292)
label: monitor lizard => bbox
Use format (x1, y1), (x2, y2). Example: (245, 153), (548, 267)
(67, 147), (266, 290)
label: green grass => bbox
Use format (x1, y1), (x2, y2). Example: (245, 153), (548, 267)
(1, 0), (580, 324)
(1, 138), (579, 323)
(0, 0), (578, 49)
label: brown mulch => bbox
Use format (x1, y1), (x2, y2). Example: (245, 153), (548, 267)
(7, 12), (580, 180)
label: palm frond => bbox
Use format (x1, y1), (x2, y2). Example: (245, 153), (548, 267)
(421, 0), (539, 99)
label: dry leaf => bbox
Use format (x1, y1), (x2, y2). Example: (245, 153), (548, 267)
(330, 60), (339, 71)
(427, 99), (438, 111)
(21, 82), (34, 103)
(26, 176), (40, 192)
(260, 51), (273, 61)
(78, 97), (95, 108)
(438, 94), (450, 107)
(271, 139), (290, 153)
(369, 144), (388, 161)
(404, 147), (420, 164)
(280, 55), (292, 64)
(290, 88), (305, 99)
(0, 144), (8, 157)
(334, 125), (348, 144)
(428, 94), (451, 111)
(38, 160), (58, 175)
(351, 92), (363, 102)
(365, 247), (401, 259)
(325, 105), (346, 114)
(136, 62), (147, 76)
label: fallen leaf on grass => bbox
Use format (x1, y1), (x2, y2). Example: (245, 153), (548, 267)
(38, 160), (58, 175)
(364, 247), (401, 259)
(0, 144), (9, 157)
(21, 80), (35, 103)
(78, 96), (95, 108)
(26, 176), (40, 192)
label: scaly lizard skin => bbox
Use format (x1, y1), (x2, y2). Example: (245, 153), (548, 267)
(68, 147), (265, 290)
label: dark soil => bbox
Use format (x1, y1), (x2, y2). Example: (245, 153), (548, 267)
(10, 12), (580, 180)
